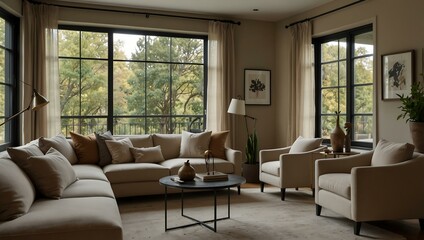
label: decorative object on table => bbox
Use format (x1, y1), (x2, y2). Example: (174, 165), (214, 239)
(397, 77), (424, 153)
(244, 69), (271, 105)
(0, 85), (49, 126)
(197, 150), (228, 181)
(330, 111), (345, 153)
(227, 97), (259, 183)
(344, 122), (352, 153)
(381, 50), (414, 100)
(177, 160), (196, 181)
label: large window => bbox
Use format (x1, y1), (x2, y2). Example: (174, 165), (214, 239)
(58, 26), (207, 136)
(313, 24), (373, 148)
(0, 8), (19, 151)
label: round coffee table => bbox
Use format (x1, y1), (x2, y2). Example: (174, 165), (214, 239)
(159, 174), (246, 232)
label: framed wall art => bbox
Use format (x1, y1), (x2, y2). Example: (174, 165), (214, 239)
(381, 50), (415, 100)
(244, 69), (271, 105)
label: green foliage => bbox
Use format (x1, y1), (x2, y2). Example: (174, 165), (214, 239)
(397, 81), (424, 122)
(245, 130), (258, 164)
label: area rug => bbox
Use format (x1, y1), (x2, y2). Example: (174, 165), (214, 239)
(117, 186), (422, 240)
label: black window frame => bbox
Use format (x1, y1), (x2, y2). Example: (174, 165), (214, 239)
(58, 25), (208, 136)
(0, 7), (19, 151)
(313, 24), (373, 149)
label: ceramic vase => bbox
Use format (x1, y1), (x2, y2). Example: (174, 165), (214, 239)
(330, 112), (345, 153)
(178, 160), (196, 181)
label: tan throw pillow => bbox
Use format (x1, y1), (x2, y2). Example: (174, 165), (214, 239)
(38, 134), (78, 164)
(130, 145), (165, 163)
(0, 159), (35, 221)
(105, 137), (134, 164)
(70, 132), (99, 164)
(289, 136), (323, 153)
(209, 131), (229, 159)
(27, 148), (78, 199)
(179, 131), (212, 158)
(152, 134), (182, 159)
(371, 139), (415, 166)
(95, 131), (114, 167)
(7, 144), (44, 169)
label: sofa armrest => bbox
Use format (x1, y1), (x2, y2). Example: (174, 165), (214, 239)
(351, 155), (424, 221)
(225, 148), (242, 176)
(259, 147), (291, 165)
(315, 151), (373, 176)
(279, 152), (314, 187)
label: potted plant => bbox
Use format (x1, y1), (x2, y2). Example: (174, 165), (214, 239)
(243, 129), (259, 183)
(397, 80), (424, 153)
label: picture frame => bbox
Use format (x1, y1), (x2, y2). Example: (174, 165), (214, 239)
(244, 69), (271, 105)
(381, 50), (415, 100)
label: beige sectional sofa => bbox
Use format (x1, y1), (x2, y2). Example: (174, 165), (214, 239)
(0, 131), (242, 240)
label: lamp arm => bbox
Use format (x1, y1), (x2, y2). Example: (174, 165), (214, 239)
(0, 93), (34, 127)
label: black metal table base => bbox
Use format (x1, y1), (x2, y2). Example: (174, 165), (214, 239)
(164, 186), (231, 232)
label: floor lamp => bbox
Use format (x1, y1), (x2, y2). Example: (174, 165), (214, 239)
(227, 98), (258, 164)
(0, 89), (49, 127)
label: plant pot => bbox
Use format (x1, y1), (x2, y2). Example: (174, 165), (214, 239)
(242, 163), (259, 183)
(409, 121), (424, 153)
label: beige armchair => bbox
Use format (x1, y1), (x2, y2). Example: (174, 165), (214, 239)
(315, 140), (424, 235)
(259, 137), (325, 200)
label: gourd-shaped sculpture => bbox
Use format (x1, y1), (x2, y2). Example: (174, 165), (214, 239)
(178, 160), (196, 181)
(330, 111), (345, 152)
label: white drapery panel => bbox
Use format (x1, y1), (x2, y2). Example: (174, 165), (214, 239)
(22, 0), (60, 143)
(287, 21), (315, 144)
(206, 21), (236, 146)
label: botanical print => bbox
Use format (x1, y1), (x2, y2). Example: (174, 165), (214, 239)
(382, 51), (413, 100)
(245, 69), (271, 105)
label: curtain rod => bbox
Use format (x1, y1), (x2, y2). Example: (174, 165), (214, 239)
(28, 0), (241, 25)
(285, 0), (366, 28)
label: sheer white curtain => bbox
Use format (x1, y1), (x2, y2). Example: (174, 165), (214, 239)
(206, 21), (236, 145)
(287, 21), (315, 144)
(22, 0), (60, 143)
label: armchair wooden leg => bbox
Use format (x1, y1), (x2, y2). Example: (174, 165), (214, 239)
(237, 186), (241, 195)
(316, 204), (322, 216)
(312, 188), (315, 197)
(354, 222), (362, 235)
(419, 219), (424, 230)
(260, 182), (264, 192)
(281, 188), (286, 201)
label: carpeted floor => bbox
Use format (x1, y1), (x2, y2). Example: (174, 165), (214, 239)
(117, 184), (424, 240)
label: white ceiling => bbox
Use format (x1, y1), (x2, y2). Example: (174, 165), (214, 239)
(53, 0), (335, 22)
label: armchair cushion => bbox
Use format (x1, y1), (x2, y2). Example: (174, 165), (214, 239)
(261, 161), (280, 176)
(371, 139), (415, 166)
(289, 136), (323, 153)
(318, 173), (351, 199)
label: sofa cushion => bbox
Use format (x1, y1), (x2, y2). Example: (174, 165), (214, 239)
(38, 134), (78, 164)
(61, 179), (115, 199)
(289, 136), (322, 153)
(152, 134), (181, 159)
(7, 143), (44, 169)
(26, 148), (78, 199)
(318, 173), (351, 199)
(127, 135), (154, 148)
(261, 161), (280, 176)
(95, 131), (114, 167)
(130, 145), (165, 163)
(105, 137), (134, 164)
(180, 131), (212, 158)
(72, 164), (109, 182)
(103, 163), (170, 183)
(371, 139), (415, 166)
(0, 159), (35, 221)
(209, 130), (229, 159)
(70, 131), (99, 164)
(0, 197), (123, 240)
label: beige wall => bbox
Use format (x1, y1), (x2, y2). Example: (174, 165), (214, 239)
(275, 0), (424, 147)
(0, 0), (21, 17)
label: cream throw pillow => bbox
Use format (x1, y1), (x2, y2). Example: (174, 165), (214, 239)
(130, 145), (165, 163)
(289, 136), (323, 153)
(27, 148), (78, 199)
(38, 134), (79, 164)
(179, 131), (212, 158)
(371, 139), (415, 166)
(105, 137), (134, 164)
